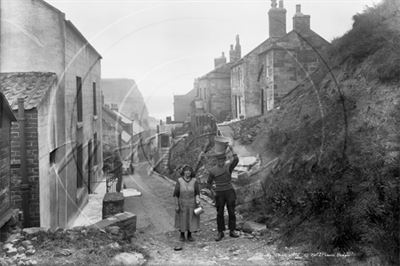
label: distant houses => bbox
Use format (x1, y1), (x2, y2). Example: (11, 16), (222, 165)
(173, 0), (330, 122)
(0, 0), (103, 228)
(101, 79), (151, 130)
(102, 104), (144, 166)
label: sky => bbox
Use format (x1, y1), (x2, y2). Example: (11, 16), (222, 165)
(46, 0), (380, 120)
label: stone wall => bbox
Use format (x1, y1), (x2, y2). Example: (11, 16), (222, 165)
(231, 40), (273, 119)
(266, 31), (329, 108)
(196, 63), (232, 122)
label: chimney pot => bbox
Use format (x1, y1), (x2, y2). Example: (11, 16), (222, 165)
(214, 52), (227, 68)
(268, 0), (287, 38)
(111, 103), (119, 111)
(293, 4), (310, 32)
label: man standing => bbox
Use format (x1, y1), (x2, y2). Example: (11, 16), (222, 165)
(207, 145), (239, 241)
(113, 153), (123, 193)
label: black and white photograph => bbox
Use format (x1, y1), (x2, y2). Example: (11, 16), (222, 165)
(0, 0), (399, 265)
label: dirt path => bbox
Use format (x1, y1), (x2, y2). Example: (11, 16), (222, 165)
(123, 163), (176, 234)
(123, 162), (307, 265)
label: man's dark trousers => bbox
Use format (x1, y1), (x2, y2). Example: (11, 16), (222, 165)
(215, 188), (236, 232)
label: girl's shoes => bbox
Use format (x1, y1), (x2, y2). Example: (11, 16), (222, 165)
(187, 232), (194, 242)
(179, 232), (185, 242)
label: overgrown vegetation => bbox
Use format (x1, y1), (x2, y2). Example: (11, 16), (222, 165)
(248, 1), (400, 264)
(329, 0), (400, 82)
(260, 143), (399, 264)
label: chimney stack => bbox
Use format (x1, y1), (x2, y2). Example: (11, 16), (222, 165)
(229, 35), (242, 63)
(268, 0), (287, 38)
(293, 4), (311, 32)
(111, 103), (119, 111)
(229, 45), (235, 62)
(235, 34), (241, 59)
(214, 52), (227, 68)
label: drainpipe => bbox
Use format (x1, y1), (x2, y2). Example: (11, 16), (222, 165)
(18, 98), (30, 227)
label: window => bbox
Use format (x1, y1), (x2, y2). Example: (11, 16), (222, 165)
(93, 133), (98, 165)
(160, 134), (169, 148)
(76, 144), (83, 188)
(76, 77), (83, 122)
(238, 67), (242, 86)
(266, 53), (273, 79)
(257, 65), (264, 82)
(88, 139), (92, 167)
(261, 89), (264, 115)
(50, 148), (57, 165)
(93, 82), (97, 116)
(267, 87), (274, 111)
(238, 96), (241, 114)
(87, 139), (92, 193)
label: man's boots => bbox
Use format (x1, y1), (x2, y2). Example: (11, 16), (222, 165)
(215, 231), (224, 241)
(229, 230), (239, 238)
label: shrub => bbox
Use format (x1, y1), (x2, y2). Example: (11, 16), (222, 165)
(258, 143), (400, 264)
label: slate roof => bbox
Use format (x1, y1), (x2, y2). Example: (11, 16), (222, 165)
(0, 72), (57, 110)
(0, 92), (16, 121)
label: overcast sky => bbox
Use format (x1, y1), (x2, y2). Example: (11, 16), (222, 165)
(47, 0), (379, 120)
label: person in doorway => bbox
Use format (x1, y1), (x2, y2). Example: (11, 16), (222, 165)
(207, 145), (239, 241)
(173, 165), (201, 242)
(113, 153), (123, 193)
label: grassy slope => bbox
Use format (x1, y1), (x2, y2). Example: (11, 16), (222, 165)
(243, 0), (400, 264)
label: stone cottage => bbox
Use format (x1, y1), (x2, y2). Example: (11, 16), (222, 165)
(193, 35), (242, 122)
(0, 0), (103, 228)
(0, 92), (17, 235)
(173, 35), (241, 124)
(231, 0), (330, 118)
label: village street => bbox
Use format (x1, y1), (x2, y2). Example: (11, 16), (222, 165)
(122, 162), (308, 265)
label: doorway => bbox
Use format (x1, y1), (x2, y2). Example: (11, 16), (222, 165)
(87, 140), (92, 194)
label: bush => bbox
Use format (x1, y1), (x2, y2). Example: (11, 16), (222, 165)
(258, 145), (400, 264)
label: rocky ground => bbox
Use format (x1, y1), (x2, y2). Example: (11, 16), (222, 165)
(0, 200), (361, 266)
(0, 163), (364, 266)
(0, 226), (146, 266)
